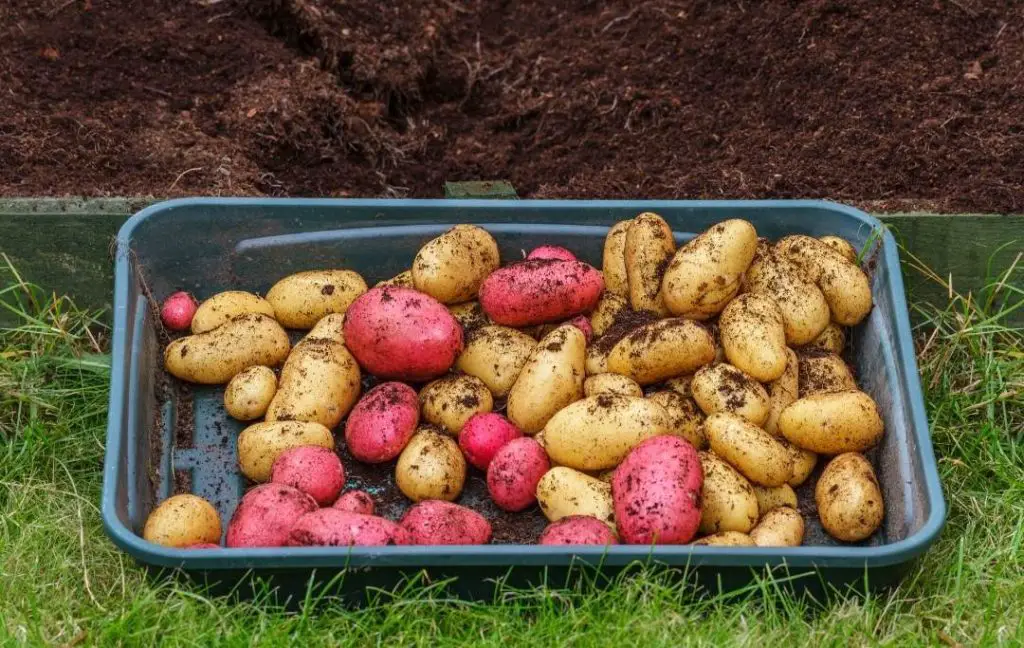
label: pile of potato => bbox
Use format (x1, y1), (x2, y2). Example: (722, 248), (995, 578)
(143, 215), (885, 550)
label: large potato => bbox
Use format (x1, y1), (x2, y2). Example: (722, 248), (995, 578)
(507, 325), (585, 434)
(455, 325), (536, 397)
(698, 451), (759, 534)
(420, 374), (493, 434)
(624, 212), (675, 316)
(536, 467), (615, 526)
(266, 269), (368, 329)
(719, 293), (788, 382)
(647, 390), (706, 449)
(543, 394), (670, 471)
(224, 366), (277, 421)
(412, 225), (500, 304)
(662, 219), (758, 319)
(590, 292), (629, 336)
(764, 348), (799, 436)
(775, 235), (872, 326)
(602, 219), (632, 296)
(744, 250), (830, 345)
(691, 363), (771, 426)
(344, 382), (419, 463)
(395, 427), (467, 502)
(779, 391), (884, 454)
(237, 420), (335, 482)
(191, 291), (276, 334)
(749, 506), (804, 547)
(479, 259), (604, 327)
(797, 350), (857, 397)
(143, 494), (222, 548)
(164, 314), (290, 385)
(607, 318), (716, 385)
(705, 412), (793, 487)
(584, 373), (644, 398)
(266, 335), (361, 429)
(815, 453), (884, 542)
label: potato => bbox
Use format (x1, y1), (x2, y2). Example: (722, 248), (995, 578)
(612, 435), (703, 544)
(543, 394), (670, 471)
(459, 412), (523, 471)
(343, 286), (464, 381)
(486, 437), (550, 511)
(344, 382), (420, 463)
(697, 451), (759, 534)
(567, 315), (593, 342)
(191, 291), (276, 334)
(607, 318), (717, 385)
(536, 467), (615, 526)
(585, 343), (611, 376)
(797, 350), (857, 397)
(779, 391), (884, 454)
(764, 348), (799, 436)
(538, 516), (618, 545)
(225, 484), (317, 548)
(624, 212), (675, 316)
(663, 374), (694, 397)
(270, 446), (345, 506)
(143, 494), (222, 548)
(743, 250), (830, 346)
(455, 325), (536, 397)
(507, 325), (585, 434)
(161, 291), (198, 331)
(308, 313), (346, 342)
(266, 269), (368, 329)
(602, 219), (632, 296)
(420, 374), (493, 434)
(807, 322), (846, 354)
(752, 483), (798, 516)
(448, 300), (491, 331)
(662, 219), (758, 319)
(584, 373), (644, 398)
(590, 292), (629, 336)
(288, 509), (412, 546)
(719, 293), (788, 382)
(784, 440), (818, 487)
(775, 235), (872, 326)
(164, 314), (290, 385)
(693, 531), (756, 546)
(399, 500), (492, 545)
(395, 427), (467, 502)
(224, 366), (277, 421)
(333, 490), (375, 515)
(691, 363), (771, 426)
(412, 225), (500, 304)
(819, 235), (858, 263)
(749, 506), (804, 547)
(816, 452), (884, 542)
(479, 259), (604, 327)
(237, 420), (335, 482)
(705, 412), (793, 487)
(266, 334), (361, 429)
(647, 390), (706, 449)
(375, 269), (414, 288)
(528, 245), (577, 262)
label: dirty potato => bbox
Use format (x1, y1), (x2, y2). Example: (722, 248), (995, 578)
(691, 363), (771, 426)
(624, 212), (676, 316)
(507, 325), (586, 434)
(412, 224), (500, 304)
(764, 348), (799, 436)
(164, 313), (290, 385)
(815, 453), (884, 542)
(698, 451), (759, 534)
(797, 349), (857, 397)
(704, 412), (793, 487)
(419, 374), (494, 434)
(584, 373), (644, 398)
(744, 249), (830, 345)
(779, 390), (884, 454)
(602, 219), (633, 296)
(647, 390), (706, 449)
(455, 325), (536, 397)
(719, 293), (788, 382)
(266, 269), (368, 329)
(395, 427), (467, 502)
(191, 290), (276, 334)
(266, 333), (361, 429)
(607, 318), (717, 385)
(224, 365), (277, 421)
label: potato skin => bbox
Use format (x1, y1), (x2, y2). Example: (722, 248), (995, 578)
(744, 251), (830, 345)
(191, 291), (276, 334)
(536, 467), (615, 526)
(479, 259), (604, 327)
(448, 300), (491, 332)
(420, 374), (494, 434)
(538, 516), (618, 545)
(749, 506), (805, 547)
(752, 483), (799, 516)
(266, 269), (368, 329)
(584, 373), (644, 398)
(375, 269), (415, 289)
(693, 531), (756, 546)
(705, 412), (793, 487)
(486, 437), (550, 512)
(333, 490), (375, 515)
(585, 344), (611, 376)
(764, 348), (799, 436)
(288, 509), (412, 546)
(412, 225), (500, 304)
(270, 445), (345, 506)
(779, 391), (884, 454)
(395, 427), (467, 502)
(164, 313), (290, 385)
(225, 484), (317, 548)
(784, 440), (818, 487)
(807, 322), (846, 355)
(775, 235), (872, 326)
(143, 494), (222, 548)
(719, 293), (788, 382)
(647, 390), (706, 450)
(399, 500), (492, 545)
(797, 350), (857, 397)
(691, 363), (771, 426)
(507, 325), (586, 434)
(224, 366), (277, 421)
(237, 420), (335, 483)
(459, 412), (522, 471)
(266, 334), (361, 429)
(602, 219), (633, 296)
(815, 453), (884, 542)
(698, 451), (759, 534)
(624, 212), (675, 316)
(819, 235), (858, 263)
(308, 313), (346, 342)
(607, 318), (717, 385)
(455, 325), (535, 397)
(590, 292), (629, 336)
(344, 382), (420, 463)
(527, 245), (576, 262)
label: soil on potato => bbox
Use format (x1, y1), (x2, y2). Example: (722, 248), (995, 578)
(2, 0), (1022, 212)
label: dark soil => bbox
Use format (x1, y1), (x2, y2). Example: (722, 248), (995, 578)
(2, 0), (1022, 211)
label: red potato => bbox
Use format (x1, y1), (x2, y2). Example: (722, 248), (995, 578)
(486, 437), (550, 511)
(567, 315), (593, 342)
(184, 543), (221, 549)
(287, 509), (412, 546)
(344, 382), (420, 463)
(161, 291), (198, 331)
(612, 435), (703, 544)
(478, 259), (604, 327)
(527, 245), (577, 262)
(459, 412), (523, 471)
(225, 484), (317, 548)
(399, 500), (492, 545)
(270, 446), (345, 506)
(333, 490), (376, 515)
(343, 286), (464, 381)
(538, 516), (619, 545)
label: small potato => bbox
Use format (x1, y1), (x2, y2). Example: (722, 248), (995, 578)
(764, 348), (799, 436)
(271, 446), (345, 506)
(744, 251), (830, 345)
(164, 314), (290, 385)
(308, 313), (346, 342)
(224, 366), (277, 421)
(590, 292), (629, 336)
(538, 516), (618, 545)
(662, 219), (758, 319)
(816, 453), (885, 542)
(624, 212), (675, 316)
(698, 451), (759, 534)
(752, 484), (798, 516)
(585, 344), (611, 376)
(693, 531), (756, 546)
(344, 382), (420, 463)
(487, 437), (550, 511)
(749, 506), (804, 547)
(237, 420), (335, 483)
(162, 291), (198, 331)
(191, 291), (276, 334)
(607, 318), (717, 385)
(705, 412), (793, 487)
(395, 427), (467, 502)
(479, 259), (604, 327)
(647, 390), (706, 449)
(420, 374), (493, 434)
(719, 293), (788, 382)
(459, 412), (522, 470)
(779, 391), (884, 454)
(536, 467), (615, 526)
(375, 269), (415, 288)
(797, 350), (857, 397)
(527, 245), (577, 262)
(225, 484), (317, 548)
(819, 235), (858, 263)
(266, 269), (368, 329)
(455, 325), (536, 397)
(266, 335), (361, 429)
(785, 440), (818, 487)
(333, 490), (375, 515)
(584, 373), (643, 398)
(807, 322), (847, 354)
(143, 494), (222, 548)
(691, 363), (771, 426)
(543, 394), (670, 471)
(775, 235), (872, 326)
(663, 374), (694, 397)
(400, 500), (492, 545)
(602, 219), (633, 296)
(413, 225), (500, 304)
(448, 300), (491, 331)
(507, 325), (585, 434)
(288, 509), (412, 546)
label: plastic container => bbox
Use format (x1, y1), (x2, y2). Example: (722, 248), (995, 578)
(102, 198), (945, 600)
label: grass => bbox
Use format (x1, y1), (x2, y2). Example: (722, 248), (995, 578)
(1, 257), (1021, 648)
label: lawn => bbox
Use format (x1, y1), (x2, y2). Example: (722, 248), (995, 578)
(0, 252), (1021, 647)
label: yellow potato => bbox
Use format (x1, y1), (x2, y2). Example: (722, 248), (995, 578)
(775, 235), (872, 326)
(784, 440), (818, 487)
(395, 427), (467, 502)
(797, 350), (857, 397)
(412, 224), (500, 304)
(308, 313), (346, 342)
(590, 292), (629, 336)
(693, 531), (756, 546)
(749, 506), (804, 547)
(815, 453), (884, 542)
(705, 412), (793, 487)
(224, 366), (277, 421)
(602, 219), (633, 296)
(237, 420), (334, 482)
(507, 325), (585, 434)
(143, 494), (222, 548)
(266, 269), (368, 329)
(647, 390), (706, 449)
(719, 293), (788, 382)
(765, 348), (799, 436)
(819, 235), (858, 263)
(752, 483), (798, 517)
(662, 219), (758, 319)
(691, 363), (771, 426)
(455, 325), (535, 397)
(164, 314), (290, 385)
(744, 250), (830, 345)
(584, 373), (644, 398)
(191, 291), (276, 334)
(624, 212), (675, 316)
(807, 322), (847, 355)
(585, 343), (611, 376)
(698, 451), (759, 534)
(543, 394), (670, 470)
(607, 318), (716, 385)
(779, 390), (883, 454)
(663, 374), (694, 397)
(375, 269), (414, 288)
(266, 335), (361, 429)
(448, 300), (491, 331)
(419, 374), (493, 434)
(536, 466), (615, 526)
